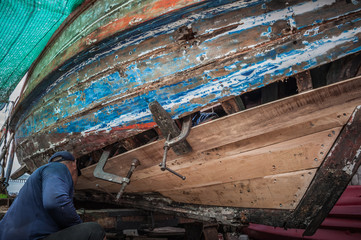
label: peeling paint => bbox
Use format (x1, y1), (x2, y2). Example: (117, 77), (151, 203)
(342, 160), (357, 175)
(10, 0), (361, 166)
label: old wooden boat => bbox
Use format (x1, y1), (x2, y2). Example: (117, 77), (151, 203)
(7, 0), (361, 235)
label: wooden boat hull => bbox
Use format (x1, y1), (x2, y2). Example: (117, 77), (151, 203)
(8, 0), (361, 234)
(76, 77), (361, 235)
(79, 77), (361, 205)
(10, 0), (361, 170)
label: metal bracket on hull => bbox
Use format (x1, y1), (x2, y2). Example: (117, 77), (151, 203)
(149, 101), (192, 155)
(94, 150), (140, 201)
(149, 101), (192, 180)
(160, 116), (192, 180)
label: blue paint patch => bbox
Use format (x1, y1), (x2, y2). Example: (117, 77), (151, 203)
(261, 26), (272, 37)
(14, 0), (361, 139)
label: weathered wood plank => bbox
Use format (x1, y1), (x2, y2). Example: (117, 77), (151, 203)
(74, 190), (294, 227)
(221, 96), (245, 114)
(159, 169), (316, 209)
(25, 0), (208, 99)
(12, 1), (361, 169)
(295, 70), (313, 92)
(83, 128), (336, 209)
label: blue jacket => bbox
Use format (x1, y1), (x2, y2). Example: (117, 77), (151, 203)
(0, 162), (82, 240)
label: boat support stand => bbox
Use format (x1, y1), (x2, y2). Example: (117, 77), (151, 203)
(149, 101), (192, 180)
(94, 150), (140, 201)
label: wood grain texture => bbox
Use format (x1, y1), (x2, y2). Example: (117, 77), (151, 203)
(159, 169), (317, 209)
(78, 128), (336, 209)
(78, 77), (361, 185)
(12, 1), (361, 170)
(127, 128), (339, 193)
(76, 78), (361, 209)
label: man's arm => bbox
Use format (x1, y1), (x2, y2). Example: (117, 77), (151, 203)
(42, 164), (82, 228)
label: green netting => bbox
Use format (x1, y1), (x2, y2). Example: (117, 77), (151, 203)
(0, 0), (84, 106)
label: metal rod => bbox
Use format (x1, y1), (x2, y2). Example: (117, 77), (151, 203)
(116, 159), (140, 200)
(158, 120), (190, 180)
(0, 132), (14, 163)
(164, 167), (186, 180)
(160, 134), (171, 170)
(160, 145), (186, 180)
(4, 140), (15, 186)
(0, 132), (14, 180)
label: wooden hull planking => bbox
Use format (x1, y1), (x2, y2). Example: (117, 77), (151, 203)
(76, 77), (361, 234)
(11, 0), (361, 170)
(7, 0), (361, 232)
(77, 77), (361, 208)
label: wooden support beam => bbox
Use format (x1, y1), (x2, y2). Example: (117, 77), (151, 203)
(106, 191), (293, 228)
(295, 70), (313, 92)
(221, 96), (245, 114)
(202, 224), (219, 240)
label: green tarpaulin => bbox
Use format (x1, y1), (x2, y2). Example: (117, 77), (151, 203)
(0, 0), (84, 108)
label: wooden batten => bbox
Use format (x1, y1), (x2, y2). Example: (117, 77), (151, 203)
(77, 77), (361, 210)
(221, 96), (245, 114)
(295, 70), (313, 92)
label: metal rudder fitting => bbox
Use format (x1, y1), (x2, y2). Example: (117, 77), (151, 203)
(94, 150), (140, 201)
(149, 101), (193, 180)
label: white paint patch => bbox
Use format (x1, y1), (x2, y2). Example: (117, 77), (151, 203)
(343, 160), (357, 175)
(86, 23), (361, 132)
(84, 108), (152, 133)
(205, 0), (336, 42)
(33, 138), (69, 156)
(129, 17), (143, 25)
(86, 38), (97, 46)
(304, 26), (320, 37)
(138, 45), (168, 57)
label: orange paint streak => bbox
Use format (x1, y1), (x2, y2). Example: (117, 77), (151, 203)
(96, 13), (148, 40)
(151, 0), (183, 10)
(111, 122), (157, 132)
(27, 0), (205, 99)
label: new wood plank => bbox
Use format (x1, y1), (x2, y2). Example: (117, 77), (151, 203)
(159, 169), (316, 209)
(77, 77), (361, 192)
(125, 128), (339, 193)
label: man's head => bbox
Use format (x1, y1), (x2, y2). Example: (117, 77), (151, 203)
(48, 151), (81, 185)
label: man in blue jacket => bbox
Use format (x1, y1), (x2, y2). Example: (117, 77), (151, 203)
(0, 151), (105, 240)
